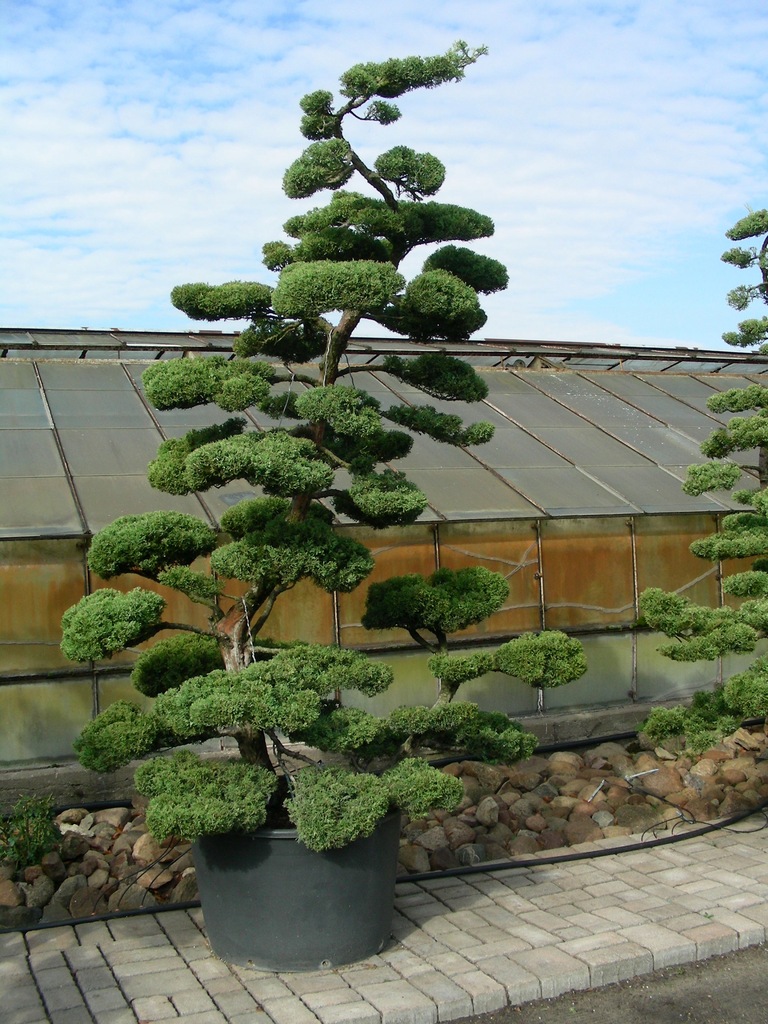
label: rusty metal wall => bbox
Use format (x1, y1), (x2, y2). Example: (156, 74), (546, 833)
(0, 513), (738, 764)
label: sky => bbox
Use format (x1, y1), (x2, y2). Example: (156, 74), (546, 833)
(2, 0), (767, 350)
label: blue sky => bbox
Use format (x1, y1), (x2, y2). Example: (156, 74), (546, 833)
(2, 0), (767, 349)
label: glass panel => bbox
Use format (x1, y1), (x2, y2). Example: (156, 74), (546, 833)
(0, 478), (82, 536)
(530, 427), (649, 467)
(460, 666), (540, 717)
(75, 476), (206, 533)
(438, 519), (542, 636)
(37, 362), (129, 390)
(0, 679), (93, 764)
(98, 673), (156, 713)
(254, 578), (335, 647)
(467, 427), (568, 468)
(595, 465), (725, 513)
(634, 514), (720, 607)
(340, 649), (438, 715)
(58, 428), (161, 476)
(542, 634), (634, 709)
(494, 466), (637, 515)
(0, 390), (49, 428)
(338, 524), (438, 648)
(635, 632), (719, 702)
(44, 389), (150, 429)
(540, 518), (634, 628)
(0, 431), (63, 477)
(405, 468), (542, 519)
(0, 539), (86, 674)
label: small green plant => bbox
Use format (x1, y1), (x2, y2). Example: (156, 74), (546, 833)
(0, 796), (60, 869)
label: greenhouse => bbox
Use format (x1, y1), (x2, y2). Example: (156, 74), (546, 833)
(2, 326), (767, 765)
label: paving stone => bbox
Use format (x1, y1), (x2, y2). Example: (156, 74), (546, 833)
(451, 970), (508, 1014)
(172, 987), (221, 1015)
(313, 1003), (381, 1024)
(408, 969), (474, 1019)
(510, 946), (590, 998)
(132, 994), (178, 1019)
(475, 955), (541, 1004)
(616, 923), (697, 968)
(83, 986), (133, 1014)
(570, 939), (654, 986)
(260, 995), (323, 1024)
(350, 979), (437, 1024)
(211, 989), (265, 1016)
(681, 921), (739, 957)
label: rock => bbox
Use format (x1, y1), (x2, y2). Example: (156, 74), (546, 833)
(132, 832), (166, 865)
(525, 813), (548, 833)
(55, 808), (90, 826)
(402, 820), (429, 841)
(397, 844), (430, 874)
(0, 879), (24, 907)
(476, 796), (500, 827)
(479, 840), (509, 862)
(170, 870), (199, 903)
(718, 790), (754, 816)
(135, 865), (176, 890)
(19, 874), (55, 909)
(592, 810), (615, 828)
(443, 818), (476, 849)
(456, 843), (487, 866)
(112, 829), (146, 856)
(69, 887), (107, 918)
(59, 833), (90, 861)
(52, 874), (87, 911)
(459, 776), (484, 804)
(564, 817), (604, 845)
(465, 762), (509, 792)
(429, 847), (460, 871)
(720, 769), (748, 786)
(730, 728), (762, 751)
(547, 751), (583, 772)
(634, 765), (684, 798)
(92, 807), (132, 829)
(0, 905), (43, 928)
(413, 827), (449, 852)
(86, 868), (111, 890)
(508, 835), (540, 856)
(538, 829), (567, 850)
(508, 771), (542, 792)
(532, 781), (560, 801)
(107, 883), (158, 912)
(614, 803), (666, 833)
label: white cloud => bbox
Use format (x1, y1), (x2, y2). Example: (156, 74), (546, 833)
(2, 0), (767, 348)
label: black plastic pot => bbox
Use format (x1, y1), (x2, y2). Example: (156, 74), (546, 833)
(192, 809), (401, 970)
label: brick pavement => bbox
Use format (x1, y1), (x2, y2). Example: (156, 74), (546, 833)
(2, 824), (767, 1024)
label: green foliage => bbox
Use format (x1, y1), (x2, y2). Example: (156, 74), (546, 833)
(641, 690), (741, 755)
(494, 631), (587, 689)
(0, 797), (59, 870)
(135, 751), (278, 842)
(422, 245), (509, 294)
(87, 512), (217, 578)
(333, 470), (428, 528)
(143, 357), (273, 412)
(382, 759), (462, 818)
(639, 587), (758, 661)
(363, 567), (509, 640)
(61, 589), (165, 662)
(385, 269), (487, 341)
(720, 209), (768, 346)
(283, 139), (354, 199)
(682, 461), (741, 495)
(338, 41), (487, 101)
(286, 767), (391, 851)
(374, 146), (445, 200)
(171, 281), (273, 321)
(381, 353), (489, 401)
(131, 635), (223, 698)
(294, 385), (382, 437)
(157, 566), (223, 604)
(385, 702), (537, 764)
(428, 651), (495, 689)
(211, 513), (375, 592)
(385, 403), (494, 447)
(271, 261), (404, 319)
(147, 418), (247, 495)
(74, 701), (170, 772)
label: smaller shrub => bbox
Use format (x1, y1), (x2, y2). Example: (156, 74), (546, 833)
(0, 796), (60, 869)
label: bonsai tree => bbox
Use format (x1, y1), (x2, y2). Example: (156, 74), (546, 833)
(61, 42), (538, 854)
(363, 568), (586, 712)
(640, 209), (768, 750)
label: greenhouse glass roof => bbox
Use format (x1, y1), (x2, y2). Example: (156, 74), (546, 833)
(1, 328), (766, 539)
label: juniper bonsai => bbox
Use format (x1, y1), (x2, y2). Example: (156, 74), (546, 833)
(62, 42), (539, 852)
(363, 569), (586, 715)
(640, 209), (768, 748)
